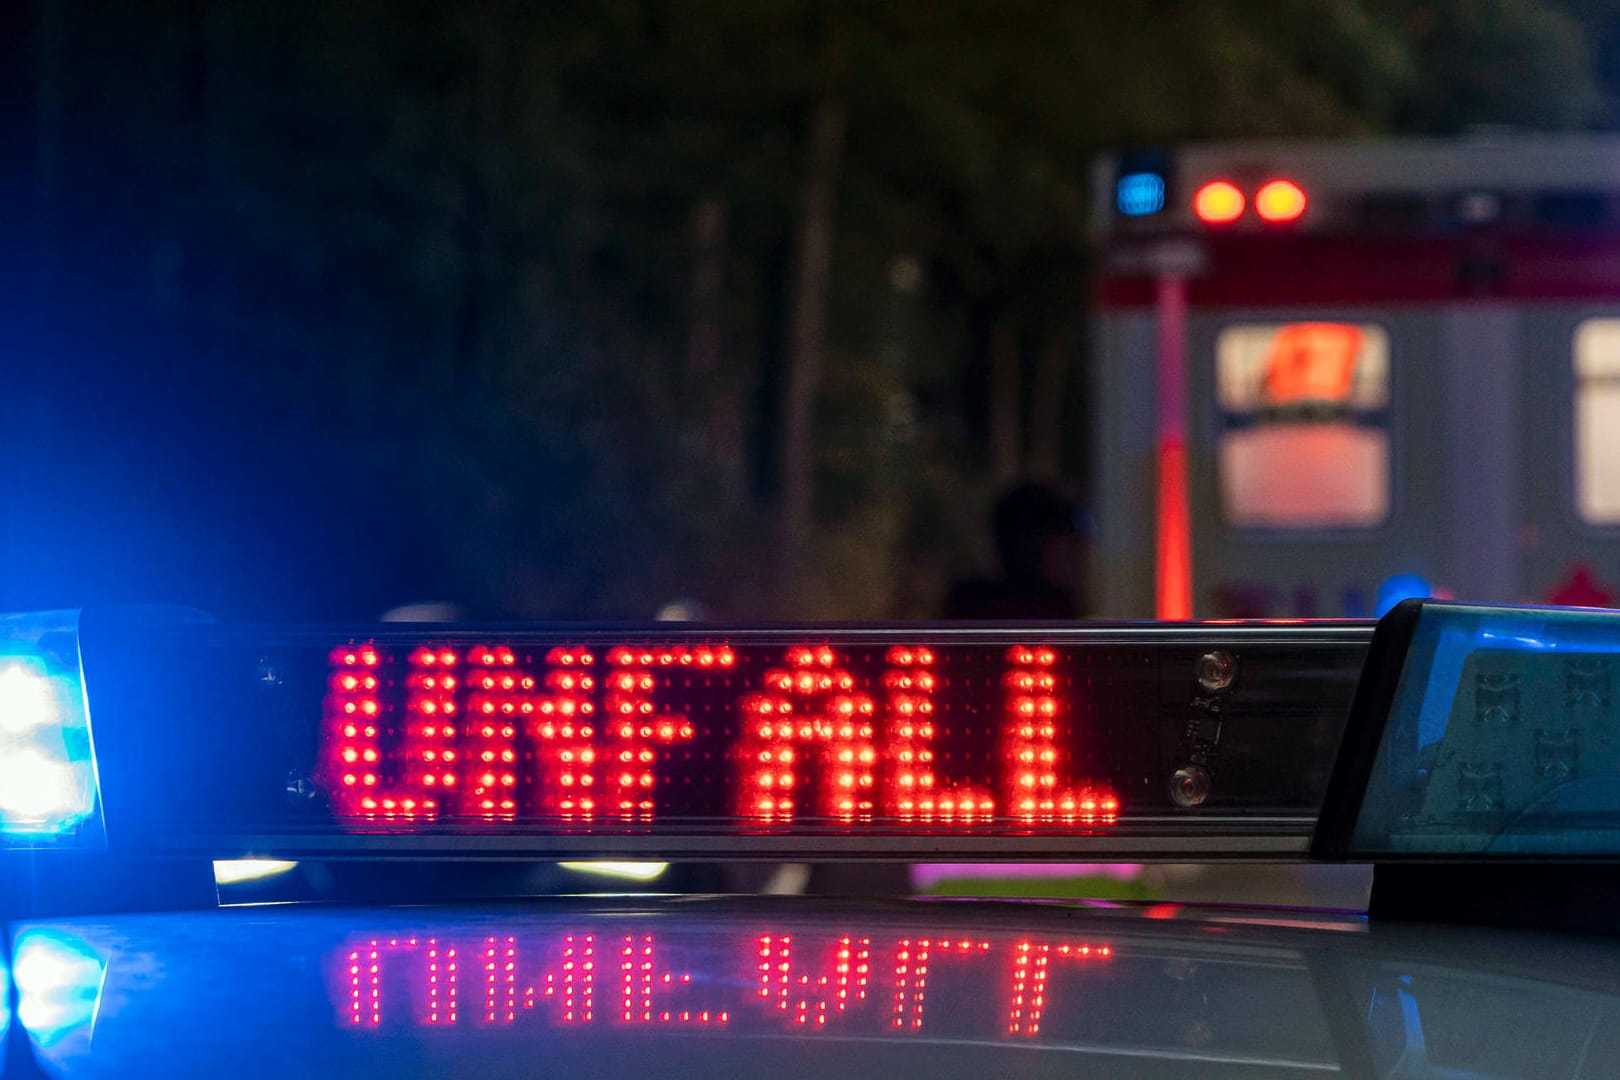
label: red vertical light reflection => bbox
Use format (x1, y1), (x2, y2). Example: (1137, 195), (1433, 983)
(622, 934), (654, 1022)
(1007, 941), (1112, 1036)
(756, 933), (871, 1028)
(543, 934), (595, 1023)
(885, 646), (992, 821)
(485, 935), (519, 1023)
(427, 938), (459, 1024)
(1003, 647), (1118, 824)
(341, 936), (448, 1027)
(464, 647), (525, 818)
(347, 942), (382, 1025)
(534, 647), (598, 817)
(615, 933), (720, 1024)
(891, 937), (991, 1030)
(739, 646), (877, 822)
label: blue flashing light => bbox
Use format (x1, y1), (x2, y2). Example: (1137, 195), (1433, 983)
(1350, 602), (1620, 855)
(1375, 574), (1430, 617)
(0, 611), (103, 845)
(1116, 172), (1166, 217)
(12, 929), (107, 1053)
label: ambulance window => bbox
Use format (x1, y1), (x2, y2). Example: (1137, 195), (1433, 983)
(1574, 319), (1620, 524)
(1216, 322), (1391, 528)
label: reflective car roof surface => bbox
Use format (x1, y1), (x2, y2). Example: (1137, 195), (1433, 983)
(7, 896), (1620, 1079)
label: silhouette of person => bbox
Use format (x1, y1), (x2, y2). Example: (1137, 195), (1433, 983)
(944, 483), (1088, 620)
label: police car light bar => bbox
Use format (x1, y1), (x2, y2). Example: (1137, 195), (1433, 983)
(1315, 600), (1620, 859)
(6, 612), (1375, 860)
(0, 611), (102, 847)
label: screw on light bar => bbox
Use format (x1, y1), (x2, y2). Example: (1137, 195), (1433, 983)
(0, 611), (103, 847)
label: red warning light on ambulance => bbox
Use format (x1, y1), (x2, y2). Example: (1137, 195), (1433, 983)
(1255, 179), (1307, 223)
(1193, 180), (1245, 224)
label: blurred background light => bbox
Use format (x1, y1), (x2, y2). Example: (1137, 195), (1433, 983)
(1255, 179), (1307, 222)
(1376, 573), (1432, 616)
(1194, 180), (1245, 223)
(1116, 171), (1167, 216)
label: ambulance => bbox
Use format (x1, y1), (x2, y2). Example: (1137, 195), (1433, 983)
(1092, 135), (1620, 618)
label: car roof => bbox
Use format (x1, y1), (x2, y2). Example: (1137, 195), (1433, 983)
(12, 896), (1620, 1078)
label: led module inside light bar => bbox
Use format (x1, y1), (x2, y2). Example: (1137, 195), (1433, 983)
(320, 642), (1117, 825)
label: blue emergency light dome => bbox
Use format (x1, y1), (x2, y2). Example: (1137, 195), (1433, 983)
(0, 611), (102, 844)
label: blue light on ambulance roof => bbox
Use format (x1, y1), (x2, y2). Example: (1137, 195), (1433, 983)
(0, 611), (102, 845)
(1375, 574), (1430, 617)
(1116, 172), (1166, 216)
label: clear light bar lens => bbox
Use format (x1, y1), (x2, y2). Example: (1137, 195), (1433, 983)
(559, 861), (670, 882)
(1351, 603), (1620, 855)
(213, 859), (300, 886)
